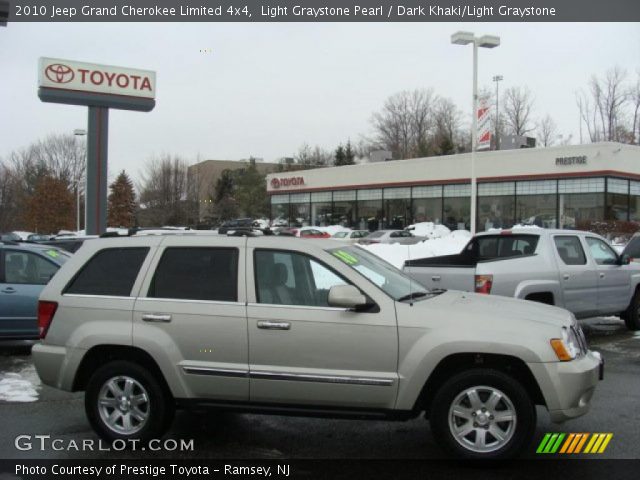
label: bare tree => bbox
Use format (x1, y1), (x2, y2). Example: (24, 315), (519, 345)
(433, 97), (463, 155)
(503, 86), (535, 136)
(577, 66), (630, 142)
(371, 88), (437, 159)
(630, 70), (640, 144)
(138, 154), (190, 226)
(294, 143), (331, 167)
(536, 114), (558, 147)
(0, 159), (20, 231)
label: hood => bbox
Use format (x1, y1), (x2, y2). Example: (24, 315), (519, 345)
(412, 290), (573, 329)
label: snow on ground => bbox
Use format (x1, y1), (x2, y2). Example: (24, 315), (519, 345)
(359, 230), (472, 269)
(0, 360), (41, 403)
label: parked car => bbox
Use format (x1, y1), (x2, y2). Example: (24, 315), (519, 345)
(0, 242), (70, 341)
(218, 218), (254, 235)
(33, 235), (602, 459)
(38, 236), (96, 253)
(0, 232), (21, 242)
(275, 227), (330, 238)
(403, 228), (640, 331)
(359, 230), (423, 245)
(332, 230), (370, 243)
(26, 233), (54, 242)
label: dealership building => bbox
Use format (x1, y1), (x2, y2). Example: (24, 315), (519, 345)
(266, 142), (640, 232)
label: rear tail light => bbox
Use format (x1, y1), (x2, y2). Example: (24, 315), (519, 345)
(38, 301), (58, 339)
(475, 275), (493, 294)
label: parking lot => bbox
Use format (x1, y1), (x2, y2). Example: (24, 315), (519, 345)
(0, 316), (638, 460)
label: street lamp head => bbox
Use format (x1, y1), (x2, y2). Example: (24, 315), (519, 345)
(74, 129), (87, 136)
(493, 75), (504, 82)
(478, 35), (500, 48)
(451, 31), (475, 45)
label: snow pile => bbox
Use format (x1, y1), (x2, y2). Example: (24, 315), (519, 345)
(406, 222), (451, 239)
(359, 230), (471, 269)
(0, 362), (41, 403)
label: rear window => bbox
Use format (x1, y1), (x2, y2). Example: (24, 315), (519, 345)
(474, 234), (539, 260)
(148, 247), (238, 302)
(65, 247), (149, 296)
(554, 236), (587, 266)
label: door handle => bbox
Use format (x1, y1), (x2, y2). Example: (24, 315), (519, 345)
(257, 321), (291, 330)
(1, 287), (16, 294)
(432, 275), (441, 281)
(142, 313), (172, 323)
(563, 274), (570, 280)
(599, 273), (605, 279)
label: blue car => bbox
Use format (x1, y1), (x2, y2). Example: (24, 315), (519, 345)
(0, 242), (70, 340)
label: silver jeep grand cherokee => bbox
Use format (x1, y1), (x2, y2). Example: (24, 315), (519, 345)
(32, 235), (603, 459)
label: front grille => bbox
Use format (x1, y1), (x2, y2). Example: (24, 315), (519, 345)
(572, 325), (589, 354)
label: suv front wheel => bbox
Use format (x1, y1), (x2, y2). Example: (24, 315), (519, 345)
(85, 361), (174, 444)
(430, 369), (536, 459)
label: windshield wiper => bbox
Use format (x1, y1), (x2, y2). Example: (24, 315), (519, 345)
(397, 291), (429, 302)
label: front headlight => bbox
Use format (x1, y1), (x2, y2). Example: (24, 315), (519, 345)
(550, 327), (582, 361)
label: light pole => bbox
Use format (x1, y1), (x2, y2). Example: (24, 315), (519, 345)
(73, 128), (87, 233)
(493, 75), (503, 150)
(451, 31), (500, 234)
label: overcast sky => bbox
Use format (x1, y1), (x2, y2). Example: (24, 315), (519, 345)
(1, 22), (639, 184)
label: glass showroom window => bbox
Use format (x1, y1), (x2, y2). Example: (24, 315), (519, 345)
(443, 184), (470, 231)
(515, 180), (557, 228)
(558, 178), (605, 229)
(477, 182), (515, 232)
(311, 192), (333, 226)
(333, 190), (357, 227)
(384, 188), (411, 229)
(630, 181), (640, 222)
(289, 193), (311, 227)
(357, 189), (383, 231)
(270, 195), (289, 226)
(606, 178), (629, 221)
(411, 186), (442, 224)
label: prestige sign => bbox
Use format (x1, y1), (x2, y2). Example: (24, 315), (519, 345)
(39, 58), (155, 100)
(556, 155), (587, 166)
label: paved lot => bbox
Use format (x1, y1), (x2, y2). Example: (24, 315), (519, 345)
(0, 317), (638, 460)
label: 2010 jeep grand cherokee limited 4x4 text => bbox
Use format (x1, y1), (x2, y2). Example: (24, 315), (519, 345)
(32, 235), (603, 459)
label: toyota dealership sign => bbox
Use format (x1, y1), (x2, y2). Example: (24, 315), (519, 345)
(39, 57), (156, 99)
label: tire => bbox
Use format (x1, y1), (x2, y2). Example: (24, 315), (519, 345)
(430, 369), (536, 460)
(85, 360), (174, 444)
(623, 289), (640, 331)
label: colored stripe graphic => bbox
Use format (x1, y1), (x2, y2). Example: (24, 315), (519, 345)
(537, 433), (613, 454)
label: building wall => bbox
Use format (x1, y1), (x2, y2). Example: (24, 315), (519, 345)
(188, 159), (280, 222)
(266, 143), (640, 232)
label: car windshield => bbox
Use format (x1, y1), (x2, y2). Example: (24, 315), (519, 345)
(39, 248), (71, 265)
(327, 246), (430, 301)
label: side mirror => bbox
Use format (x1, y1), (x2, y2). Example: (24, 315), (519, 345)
(619, 254), (631, 265)
(328, 285), (367, 309)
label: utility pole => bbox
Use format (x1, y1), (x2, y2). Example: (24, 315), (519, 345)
(493, 75), (503, 150)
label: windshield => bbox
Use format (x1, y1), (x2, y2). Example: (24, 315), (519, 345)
(328, 246), (429, 301)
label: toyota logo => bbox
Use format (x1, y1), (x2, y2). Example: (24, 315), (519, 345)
(45, 64), (74, 84)
(270, 178), (281, 189)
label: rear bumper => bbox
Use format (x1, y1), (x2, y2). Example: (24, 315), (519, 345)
(528, 350), (602, 423)
(32, 343), (85, 391)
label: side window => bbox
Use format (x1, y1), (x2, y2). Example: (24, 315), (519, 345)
(554, 236), (587, 266)
(625, 238), (640, 258)
(586, 238), (618, 266)
(148, 248), (238, 301)
(65, 248), (149, 296)
(4, 251), (59, 285)
(255, 250), (347, 307)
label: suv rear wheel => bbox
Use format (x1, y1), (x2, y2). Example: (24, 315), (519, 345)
(85, 361), (174, 444)
(430, 369), (536, 459)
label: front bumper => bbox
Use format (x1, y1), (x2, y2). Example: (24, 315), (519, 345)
(528, 350), (603, 423)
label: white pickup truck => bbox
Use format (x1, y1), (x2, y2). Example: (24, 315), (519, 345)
(403, 228), (640, 331)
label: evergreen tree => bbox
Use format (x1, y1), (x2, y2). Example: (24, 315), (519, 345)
(344, 140), (355, 165)
(107, 170), (137, 227)
(334, 144), (346, 166)
(235, 163), (268, 218)
(213, 169), (238, 221)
